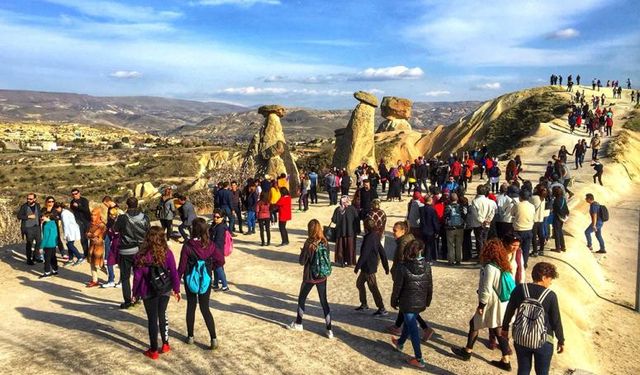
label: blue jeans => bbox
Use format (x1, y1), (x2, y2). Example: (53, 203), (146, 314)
(398, 312), (422, 360)
(213, 266), (228, 288)
(514, 342), (554, 375)
(222, 206), (234, 231)
(515, 229), (533, 267)
(178, 222), (191, 240)
(585, 223), (605, 251)
(104, 235), (115, 283)
(66, 240), (83, 260)
(247, 210), (256, 232)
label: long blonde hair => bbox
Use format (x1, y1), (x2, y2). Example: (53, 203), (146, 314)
(307, 219), (327, 249)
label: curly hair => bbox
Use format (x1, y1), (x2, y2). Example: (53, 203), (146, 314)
(137, 226), (168, 267)
(480, 238), (511, 272)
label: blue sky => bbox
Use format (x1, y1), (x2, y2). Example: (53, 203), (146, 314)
(0, 0), (638, 108)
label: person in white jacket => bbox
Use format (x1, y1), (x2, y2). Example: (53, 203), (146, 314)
(55, 203), (85, 265)
(467, 185), (496, 258)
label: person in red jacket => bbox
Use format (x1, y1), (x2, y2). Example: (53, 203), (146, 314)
(451, 158), (463, 183)
(276, 187), (292, 246)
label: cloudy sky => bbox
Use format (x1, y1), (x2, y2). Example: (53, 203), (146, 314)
(1, 0), (638, 108)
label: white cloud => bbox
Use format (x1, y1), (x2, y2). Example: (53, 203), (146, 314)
(350, 66), (424, 81)
(43, 0), (182, 22)
(368, 89), (385, 95)
(471, 82), (501, 90)
(262, 74), (348, 84)
(548, 28), (580, 39)
(423, 90), (451, 97)
(194, 0), (281, 6)
(109, 70), (142, 79)
(218, 87), (352, 96)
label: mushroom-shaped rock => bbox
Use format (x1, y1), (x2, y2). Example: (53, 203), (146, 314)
(353, 91), (379, 108)
(381, 96), (412, 119)
(258, 105), (286, 118)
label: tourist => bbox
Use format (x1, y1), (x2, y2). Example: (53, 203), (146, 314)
(39, 211), (60, 278)
(451, 239), (513, 371)
(102, 204), (122, 288)
(558, 159), (574, 199)
(41, 196), (66, 260)
(276, 187), (292, 246)
(230, 181), (244, 234)
(287, 219), (333, 339)
(468, 185), (496, 259)
(590, 134), (601, 160)
(504, 234), (525, 284)
(407, 191), (424, 241)
(354, 217), (390, 315)
(178, 218), (221, 350)
(572, 140), (586, 169)
(269, 180), (281, 228)
(592, 158), (604, 186)
(557, 146), (572, 165)
(114, 197), (151, 309)
(551, 187), (568, 253)
(55, 202), (84, 265)
(419, 195), (440, 262)
(177, 194), (197, 241)
(585, 194), (606, 254)
(358, 179), (379, 223)
(245, 183), (258, 235)
(444, 192), (466, 265)
(308, 169), (319, 204)
(390, 240), (433, 369)
(17, 193), (42, 265)
(501, 262), (564, 375)
(530, 185), (548, 257)
(379, 159), (389, 193)
(210, 209), (230, 291)
(217, 182), (234, 233)
(156, 186), (176, 240)
(86, 207), (107, 287)
(70, 188), (91, 258)
(325, 169), (338, 206)
(331, 195), (358, 266)
(132, 226), (181, 360)
(496, 184), (516, 239)
(512, 190), (535, 268)
(256, 192), (271, 246)
(488, 160), (501, 194)
(298, 174), (310, 212)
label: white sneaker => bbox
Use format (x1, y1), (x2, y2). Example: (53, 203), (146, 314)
(101, 281), (116, 288)
(286, 322), (303, 331)
(326, 329), (334, 339)
(114, 283), (122, 288)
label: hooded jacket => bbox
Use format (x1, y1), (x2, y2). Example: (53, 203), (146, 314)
(391, 257), (433, 313)
(178, 238), (222, 279)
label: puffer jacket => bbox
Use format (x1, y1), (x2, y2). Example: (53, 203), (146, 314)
(390, 257), (433, 313)
(114, 210), (151, 251)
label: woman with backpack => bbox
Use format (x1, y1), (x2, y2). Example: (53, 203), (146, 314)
(276, 187), (292, 247)
(132, 226), (181, 360)
(210, 209), (230, 292)
(178, 218), (222, 350)
(501, 262), (564, 375)
(551, 187), (568, 252)
(287, 219), (333, 339)
(390, 239), (433, 369)
(451, 239), (514, 371)
(256, 192), (271, 246)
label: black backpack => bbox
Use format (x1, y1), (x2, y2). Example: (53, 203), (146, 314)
(599, 205), (609, 222)
(148, 264), (173, 296)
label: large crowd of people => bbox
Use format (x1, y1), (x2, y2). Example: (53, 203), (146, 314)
(15, 78), (622, 373)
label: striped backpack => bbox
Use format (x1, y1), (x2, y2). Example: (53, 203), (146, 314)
(513, 284), (552, 349)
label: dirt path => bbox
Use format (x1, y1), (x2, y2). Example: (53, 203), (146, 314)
(1, 86), (638, 375)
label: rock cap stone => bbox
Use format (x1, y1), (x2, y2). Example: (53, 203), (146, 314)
(381, 96), (412, 119)
(353, 91), (379, 107)
(258, 105), (286, 117)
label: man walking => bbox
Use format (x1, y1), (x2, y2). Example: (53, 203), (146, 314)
(358, 179), (379, 221)
(308, 169), (318, 204)
(585, 194), (606, 254)
(512, 190), (535, 268)
(444, 193), (466, 265)
(177, 194), (197, 240)
(17, 193), (42, 265)
(325, 169), (338, 205)
(467, 185), (496, 258)
(231, 181), (243, 234)
(70, 188), (91, 258)
(114, 197), (150, 309)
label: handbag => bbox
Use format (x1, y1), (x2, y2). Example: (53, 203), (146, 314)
(323, 223), (336, 242)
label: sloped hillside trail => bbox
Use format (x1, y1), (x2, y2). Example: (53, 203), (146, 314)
(0, 86), (638, 375)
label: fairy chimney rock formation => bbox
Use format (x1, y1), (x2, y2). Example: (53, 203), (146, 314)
(247, 105), (299, 195)
(333, 91), (378, 174)
(376, 96), (413, 133)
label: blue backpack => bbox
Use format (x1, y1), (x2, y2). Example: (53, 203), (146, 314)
(185, 250), (212, 294)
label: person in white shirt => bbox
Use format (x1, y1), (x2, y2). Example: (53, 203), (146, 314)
(467, 185), (496, 258)
(512, 190), (535, 268)
(495, 184), (516, 238)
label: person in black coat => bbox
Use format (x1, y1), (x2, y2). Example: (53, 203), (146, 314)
(354, 218), (390, 316)
(70, 188), (91, 257)
(419, 196), (440, 262)
(17, 193), (42, 265)
(331, 196), (359, 266)
(358, 179), (379, 220)
(390, 239), (433, 368)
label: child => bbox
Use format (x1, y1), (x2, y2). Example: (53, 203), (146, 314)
(39, 212), (60, 278)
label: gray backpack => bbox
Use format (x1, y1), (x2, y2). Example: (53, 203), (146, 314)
(512, 284), (551, 349)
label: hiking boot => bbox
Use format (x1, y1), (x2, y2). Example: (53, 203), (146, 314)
(286, 322), (303, 331)
(490, 360), (512, 371)
(210, 338), (219, 350)
(143, 349), (159, 360)
(354, 305), (369, 311)
(596, 250), (607, 254)
(408, 358), (427, 369)
(451, 346), (471, 361)
(386, 325), (401, 335)
(422, 327), (435, 342)
(159, 343), (170, 354)
(185, 336), (194, 345)
(119, 302), (133, 309)
(39, 272), (51, 279)
(391, 337), (403, 351)
(373, 308), (388, 316)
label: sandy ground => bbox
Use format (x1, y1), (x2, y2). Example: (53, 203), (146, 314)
(1, 85), (639, 375)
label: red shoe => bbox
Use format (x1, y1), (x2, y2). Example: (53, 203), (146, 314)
(408, 358), (426, 368)
(143, 349), (159, 360)
(160, 343), (170, 354)
(86, 281), (99, 288)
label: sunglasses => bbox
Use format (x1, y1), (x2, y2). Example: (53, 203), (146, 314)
(214, 215), (221, 219)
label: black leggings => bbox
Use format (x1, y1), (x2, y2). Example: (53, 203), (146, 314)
(466, 318), (510, 356)
(186, 286), (216, 340)
(143, 295), (170, 351)
(43, 247), (58, 273)
(160, 219), (173, 240)
(395, 313), (429, 329)
(258, 219), (271, 245)
(279, 221), (289, 244)
(296, 281), (331, 330)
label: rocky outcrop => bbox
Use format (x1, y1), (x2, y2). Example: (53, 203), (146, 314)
(333, 92), (378, 174)
(377, 96), (413, 133)
(133, 182), (160, 201)
(245, 105), (300, 195)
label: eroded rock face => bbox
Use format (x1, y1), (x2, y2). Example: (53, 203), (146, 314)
(133, 182), (160, 201)
(245, 105), (299, 195)
(333, 92), (377, 174)
(376, 96), (413, 133)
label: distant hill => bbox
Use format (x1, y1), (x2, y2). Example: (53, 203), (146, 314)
(0, 89), (246, 133)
